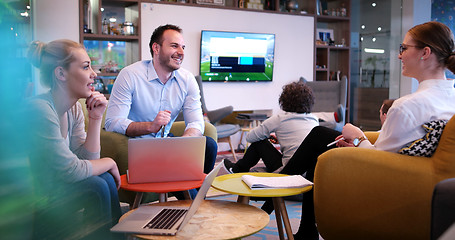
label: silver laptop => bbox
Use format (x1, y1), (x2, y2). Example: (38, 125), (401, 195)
(111, 162), (223, 235)
(127, 136), (206, 183)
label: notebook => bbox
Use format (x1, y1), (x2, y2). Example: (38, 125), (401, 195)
(110, 162), (223, 235)
(127, 136), (206, 183)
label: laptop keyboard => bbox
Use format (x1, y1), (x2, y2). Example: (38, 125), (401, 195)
(144, 209), (188, 230)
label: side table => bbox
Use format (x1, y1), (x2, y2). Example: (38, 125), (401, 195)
(120, 174), (205, 209)
(118, 200), (270, 240)
(212, 172), (312, 240)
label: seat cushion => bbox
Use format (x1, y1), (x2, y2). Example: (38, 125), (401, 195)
(216, 124), (240, 138)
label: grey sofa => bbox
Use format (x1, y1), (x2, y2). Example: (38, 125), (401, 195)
(431, 178), (455, 240)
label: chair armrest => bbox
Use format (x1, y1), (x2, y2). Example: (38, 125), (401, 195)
(170, 121), (217, 142)
(203, 122), (217, 141)
(314, 147), (434, 240)
(364, 131), (380, 144)
(206, 106), (233, 124)
(100, 130), (129, 175)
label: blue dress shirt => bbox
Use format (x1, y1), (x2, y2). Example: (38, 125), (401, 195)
(105, 60), (204, 138)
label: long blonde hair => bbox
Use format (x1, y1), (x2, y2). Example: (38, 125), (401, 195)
(27, 39), (85, 88)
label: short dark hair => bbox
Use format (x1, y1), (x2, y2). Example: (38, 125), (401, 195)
(149, 24), (182, 57)
(279, 82), (314, 113)
(381, 99), (395, 114)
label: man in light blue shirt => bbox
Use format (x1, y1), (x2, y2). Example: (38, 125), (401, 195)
(105, 24), (217, 177)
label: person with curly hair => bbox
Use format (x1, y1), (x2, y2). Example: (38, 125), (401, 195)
(222, 81), (319, 174)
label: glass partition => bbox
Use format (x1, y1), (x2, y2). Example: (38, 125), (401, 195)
(350, 0), (402, 130)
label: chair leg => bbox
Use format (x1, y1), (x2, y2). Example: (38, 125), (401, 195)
(183, 190), (192, 200)
(159, 193), (168, 203)
(132, 192), (144, 209)
(227, 137), (238, 161)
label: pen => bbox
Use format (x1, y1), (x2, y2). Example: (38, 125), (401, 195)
(161, 125), (166, 138)
(327, 137), (345, 147)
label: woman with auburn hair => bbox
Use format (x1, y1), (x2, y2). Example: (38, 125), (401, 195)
(277, 21), (455, 240)
(27, 39), (121, 239)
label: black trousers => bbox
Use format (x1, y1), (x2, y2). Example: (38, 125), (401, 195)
(267, 126), (341, 234)
(233, 139), (283, 173)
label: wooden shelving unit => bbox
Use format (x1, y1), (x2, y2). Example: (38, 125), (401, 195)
(79, 0), (141, 96)
(78, 0), (350, 94)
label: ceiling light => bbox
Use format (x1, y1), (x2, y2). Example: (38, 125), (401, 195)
(361, 24), (366, 29)
(372, 2), (377, 7)
(365, 48), (384, 54)
(101, 8), (104, 11)
(378, 26), (382, 31)
(109, 17), (117, 22)
(372, 37), (377, 42)
(361, 37), (364, 41)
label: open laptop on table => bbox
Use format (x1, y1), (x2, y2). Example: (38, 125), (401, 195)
(127, 136), (206, 183)
(111, 162), (223, 235)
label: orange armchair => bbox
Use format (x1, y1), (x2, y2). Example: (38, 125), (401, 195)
(314, 115), (455, 240)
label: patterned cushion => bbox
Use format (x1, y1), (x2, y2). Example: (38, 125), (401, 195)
(399, 120), (448, 157)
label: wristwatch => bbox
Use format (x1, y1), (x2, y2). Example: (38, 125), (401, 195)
(353, 136), (367, 147)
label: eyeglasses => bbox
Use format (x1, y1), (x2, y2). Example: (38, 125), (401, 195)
(399, 43), (423, 54)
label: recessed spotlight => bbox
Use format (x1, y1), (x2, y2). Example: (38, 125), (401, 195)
(100, 8), (104, 12)
(372, 37), (377, 42)
(372, 2), (377, 7)
(361, 24), (366, 29)
(378, 26), (382, 31)
(361, 37), (364, 41)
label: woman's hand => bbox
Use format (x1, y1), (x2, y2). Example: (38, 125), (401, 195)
(91, 157), (121, 190)
(337, 123), (365, 147)
(86, 91), (107, 120)
(109, 163), (121, 190)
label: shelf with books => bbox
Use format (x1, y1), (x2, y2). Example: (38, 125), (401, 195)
(314, 0), (350, 82)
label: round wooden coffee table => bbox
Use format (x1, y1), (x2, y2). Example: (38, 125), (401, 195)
(118, 200), (270, 240)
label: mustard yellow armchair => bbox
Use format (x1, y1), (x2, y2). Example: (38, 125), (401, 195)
(314, 115), (455, 240)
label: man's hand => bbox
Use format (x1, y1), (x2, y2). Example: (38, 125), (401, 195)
(153, 110), (171, 127)
(182, 128), (203, 137)
(125, 110), (171, 137)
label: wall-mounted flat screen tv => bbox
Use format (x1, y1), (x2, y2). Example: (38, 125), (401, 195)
(200, 30), (275, 82)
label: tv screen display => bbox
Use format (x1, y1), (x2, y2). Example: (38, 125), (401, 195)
(200, 30), (275, 82)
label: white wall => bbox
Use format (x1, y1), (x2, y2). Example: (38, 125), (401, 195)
(31, 0), (80, 94)
(400, 0), (432, 96)
(141, 3), (314, 114)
